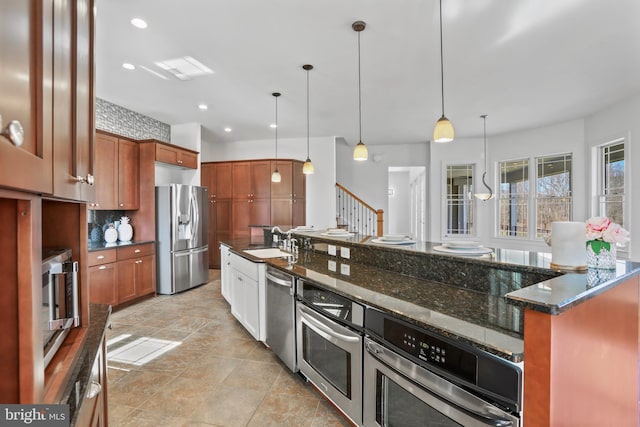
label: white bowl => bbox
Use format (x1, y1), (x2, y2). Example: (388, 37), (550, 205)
(444, 240), (481, 249)
(381, 234), (409, 242)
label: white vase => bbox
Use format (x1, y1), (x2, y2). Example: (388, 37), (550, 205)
(118, 223), (133, 242)
(104, 226), (118, 243)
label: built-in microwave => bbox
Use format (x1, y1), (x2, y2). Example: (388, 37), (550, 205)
(42, 248), (79, 368)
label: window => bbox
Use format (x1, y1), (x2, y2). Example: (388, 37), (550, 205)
(499, 154), (573, 239)
(599, 140), (625, 226)
(445, 164), (474, 236)
(536, 154), (572, 238)
(499, 159), (529, 237)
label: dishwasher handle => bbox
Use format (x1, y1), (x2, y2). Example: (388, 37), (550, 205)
(266, 271), (293, 288)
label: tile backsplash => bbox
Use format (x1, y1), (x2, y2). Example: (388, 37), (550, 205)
(95, 98), (171, 142)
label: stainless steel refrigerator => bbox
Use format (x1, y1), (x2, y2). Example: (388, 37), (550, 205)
(156, 184), (209, 294)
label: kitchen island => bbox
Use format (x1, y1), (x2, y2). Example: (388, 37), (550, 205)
(225, 231), (640, 427)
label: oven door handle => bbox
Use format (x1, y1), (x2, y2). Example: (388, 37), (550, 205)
(366, 340), (514, 427)
(299, 304), (360, 343)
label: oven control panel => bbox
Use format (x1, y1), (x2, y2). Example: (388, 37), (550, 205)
(389, 324), (477, 383)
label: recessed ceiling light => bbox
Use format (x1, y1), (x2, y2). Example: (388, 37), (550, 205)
(224, 127), (232, 132)
(198, 104), (208, 110)
(154, 56), (214, 81)
(130, 18), (147, 29)
(122, 63), (135, 70)
(270, 124), (277, 128)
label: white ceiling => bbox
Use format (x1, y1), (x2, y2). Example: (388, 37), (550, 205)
(95, 0), (640, 147)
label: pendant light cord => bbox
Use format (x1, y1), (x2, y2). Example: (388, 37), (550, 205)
(358, 30), (362, 143)
(306, 68), (310, 155)
(275, 95), (278, 168)
(439, 0), (445, 116)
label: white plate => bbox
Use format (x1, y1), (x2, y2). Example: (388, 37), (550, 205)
(443, 240), (481, 249)
(321, 232), (354, 238)
(380, 234), (410, 242)
(326, 228), (349, 235)
(294, 226), (315, 231)
(371, 238), (416, 245)
(433, 245), (493, 255)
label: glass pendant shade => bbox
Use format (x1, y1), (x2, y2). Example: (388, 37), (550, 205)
(271, 168), (281, 183)
(353, 141), (368, 161)
(433, 115), (454, 143)
(303, 158), (315, 174)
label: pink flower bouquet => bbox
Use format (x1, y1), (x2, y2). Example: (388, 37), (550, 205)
(585, 216), (630, 245)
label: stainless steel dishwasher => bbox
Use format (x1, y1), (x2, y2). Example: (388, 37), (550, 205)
(265, 266), (297, 372)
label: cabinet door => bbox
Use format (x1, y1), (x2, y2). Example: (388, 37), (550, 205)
(179, 150), (198, 169)
(0, 0), (53, 194)
(216, 163), (233, 199)
(116, 259), (137, 303)
(251, 161), (272, 199)
(118, 139), (139, 209)
(135, 255), (155, 297)
(271, 160), (292, 198)
(230, 268), (244, 322)
(92, 133), (118, 209)
(232, 162), (251, 199)
(292, 161), (306, 200)
(251, 198), (271, 227)
(201, 163), (214, 195)
(292, 198), (306, 226)
(271, 198), (292, 226)
(232, 199), (251, 239)
(155, 144), (179, 166)
(88, 263), (117, 306)
(220, 245), (231, 304)
(243, 275), (260, 340)
(51, 0), (94, 201)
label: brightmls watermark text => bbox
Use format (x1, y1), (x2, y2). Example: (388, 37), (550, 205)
(0, 405), (69, 426)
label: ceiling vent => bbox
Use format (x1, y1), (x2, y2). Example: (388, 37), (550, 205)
(154, 56), (214, 81)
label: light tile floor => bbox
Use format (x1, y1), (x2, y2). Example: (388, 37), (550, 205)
(106, 270), (353, 427)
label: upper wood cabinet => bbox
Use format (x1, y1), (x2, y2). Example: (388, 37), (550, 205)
(142, 140), (198, 169)
(0, 0), (53, 194)
(51, 0), (95, 202)
(202, 163), (232, 199)
(91, 132), (139, 210)
(232, 161), (271, 199)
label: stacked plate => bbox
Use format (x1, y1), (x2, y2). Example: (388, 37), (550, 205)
(320, 228), (354, 238)
(293, 225), (315, 231)
(370, 235), (416, 245)
(433, 241), (493, 255)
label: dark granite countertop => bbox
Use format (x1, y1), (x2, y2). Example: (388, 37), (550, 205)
(290, 230), (640, 315)
(223, 231), (640, 362)
(88, 240), (155, 251)
(63, 304), (111, 426)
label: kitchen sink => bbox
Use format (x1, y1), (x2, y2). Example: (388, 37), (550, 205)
(243, 248), (292, 259)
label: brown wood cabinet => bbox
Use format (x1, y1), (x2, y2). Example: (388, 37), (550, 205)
(51, 0), (95, 202)
(75, 335), (107, 427)
(202, 159), (305, 267)
(0, 0), (53, 195)
(147, 140), (199, 169)
(88, 243), (156, 307)
(270, 160), (306, 226)
(201, 163), (232, 267)
(91, 131), (139, 210)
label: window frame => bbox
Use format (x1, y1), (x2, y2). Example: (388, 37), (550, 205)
(442, 163), (476, 239)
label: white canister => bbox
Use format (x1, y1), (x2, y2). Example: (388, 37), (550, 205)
(551, 221), (587, 269)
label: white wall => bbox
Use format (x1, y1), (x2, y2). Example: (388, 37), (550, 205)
(336, 140), (429, 235)
(431, 119), (587, 252)
(201, 136), (336, 229)
(584, 94), (640, 260)
(388, 171), (411, 235)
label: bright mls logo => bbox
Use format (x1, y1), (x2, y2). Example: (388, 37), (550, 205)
(0, 405), (69, 426)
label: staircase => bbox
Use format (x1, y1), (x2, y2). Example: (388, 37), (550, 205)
(335, 183), (384, 237)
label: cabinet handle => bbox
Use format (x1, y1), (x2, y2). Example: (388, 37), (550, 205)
(86, 381), (102, 399)
(119, 203), (124, 207)
(99, 266), (106, 270)
(97, 255), (105, 259)
(0, 116), (24, 147)
(178, 159), (183, 164)
(134, 249), (141, 253)
(75, 174), (94, 185)
(136, 260), (143, 264)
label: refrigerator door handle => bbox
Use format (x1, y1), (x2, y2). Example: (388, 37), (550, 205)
(191, 246), (208, 255)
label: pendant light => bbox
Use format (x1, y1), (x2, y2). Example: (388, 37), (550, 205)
(433, 0), (454, 143)
(474, 114), (494, 201)
(302, 64), (315, 174)
(352, 20), (368, 161)
(271, 92), (282, 183)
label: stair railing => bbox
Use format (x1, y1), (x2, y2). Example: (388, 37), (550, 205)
(335, 183), (384, 237)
